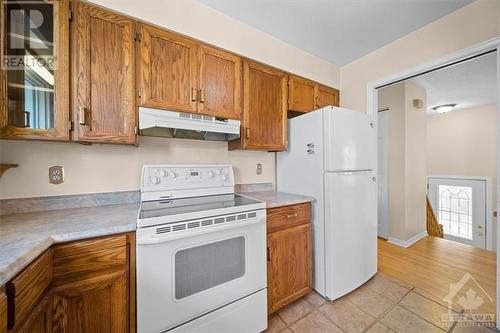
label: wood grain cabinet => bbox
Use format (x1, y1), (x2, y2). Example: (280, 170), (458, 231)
(0, 0), (70, 141)
(51, 234), (133, 333)
(288, 76), (317, 113)
(13, 294), (52, 333)
(138, 24), (242, 120)
(229, 60), (287, 151)
(138, 24), (198, 114)
(266, 203), (312, 314)
(316, 84), (340, 109)
(73, 2), (137, 144)
(2, 233), (135, 333)
(198, 45), (241, 119)
(0, 288), (7, 333)
(288, 75), (340, 113)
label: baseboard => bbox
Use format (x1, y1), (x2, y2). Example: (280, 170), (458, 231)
(388, 231), (428, 248)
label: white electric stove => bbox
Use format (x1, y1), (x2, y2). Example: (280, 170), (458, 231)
(136, 165), (267, 333)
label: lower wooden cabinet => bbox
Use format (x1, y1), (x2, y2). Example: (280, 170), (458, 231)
(52, 269), (128, 333)
(266, 203), (312, 314)
(51, 234), (133, 333)
(0, 288), (7, 333)
(2, 233), (135, 333)
(13, 294), (52, 333)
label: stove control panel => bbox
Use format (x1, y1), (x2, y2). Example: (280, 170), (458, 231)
(141, 165), (234, 197)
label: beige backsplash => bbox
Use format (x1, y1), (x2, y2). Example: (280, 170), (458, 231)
(0, 136), (276, 199)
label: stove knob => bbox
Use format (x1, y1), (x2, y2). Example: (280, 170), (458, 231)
(215, 169), (221, 175)
(150, 176), (160, 185)
(160, 170), (168, 177)
(221, 174), (227, 181)
(171, 171), (177, 178)
(207, 171), (214, 178)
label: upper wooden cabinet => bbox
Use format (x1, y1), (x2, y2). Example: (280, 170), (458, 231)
(137, 25), (242, 120)
(0, 0), (70, 141)
(287, 75), (340, 113)
(73, 2), (137, 144)
(288, 76), (317, 112)
(198, 45), (241, 120)
(316, 84), (340, 109)
(138, 24), (198, 114)
(230, 60), (287, 151)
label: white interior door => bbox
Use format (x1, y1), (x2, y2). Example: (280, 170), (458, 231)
(377, 111), (389, 239)
(428, 177), (486, 248)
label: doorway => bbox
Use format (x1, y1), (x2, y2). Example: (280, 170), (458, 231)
(367, 38), (500, 328)
(428, 176), (489, 248)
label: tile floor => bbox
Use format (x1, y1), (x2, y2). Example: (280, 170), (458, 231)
(266, 273), (497, 333)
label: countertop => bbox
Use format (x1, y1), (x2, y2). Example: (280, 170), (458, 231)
(0, 189), (313, 286)
(240, 191), (314, 209)
(0, 202), (139, 286)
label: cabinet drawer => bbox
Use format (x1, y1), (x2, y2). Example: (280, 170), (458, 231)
(6, 249), (53, 329)
(53, 235), (127, 282)
(0, 288), (7, 333)
(267, 202), (311, 234)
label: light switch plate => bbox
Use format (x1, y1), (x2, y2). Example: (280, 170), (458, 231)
(49, 165), (64, 184)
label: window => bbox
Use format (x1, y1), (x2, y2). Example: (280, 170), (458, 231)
(438, 185), (473, 240)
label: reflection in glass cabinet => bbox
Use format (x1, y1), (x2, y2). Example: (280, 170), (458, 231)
(1, 0), (69, 140)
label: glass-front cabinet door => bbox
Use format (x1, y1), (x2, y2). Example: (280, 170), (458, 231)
(1, 0), (69, 140)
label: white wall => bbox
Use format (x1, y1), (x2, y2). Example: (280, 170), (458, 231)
(0, 137), (276, 199)
(340, 0), (500, 113)
(378, 81), (427, 242)
(90, 0), (340, 88)
(0, 0), (341, 199)
(427, 105), (497, 247)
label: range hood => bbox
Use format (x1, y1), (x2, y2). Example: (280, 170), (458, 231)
(139, 107), (240, 141)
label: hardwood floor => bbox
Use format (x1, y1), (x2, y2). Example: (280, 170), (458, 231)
(378, 236), (497, 316)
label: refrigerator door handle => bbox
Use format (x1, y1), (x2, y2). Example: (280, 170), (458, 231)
(325, 169), (373, 175)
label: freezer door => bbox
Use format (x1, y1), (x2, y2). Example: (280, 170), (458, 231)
(324, 170), (377, 300)
(323, 107), (376, 171)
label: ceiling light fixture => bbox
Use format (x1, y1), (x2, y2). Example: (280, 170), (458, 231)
(433, 104), (457, 113)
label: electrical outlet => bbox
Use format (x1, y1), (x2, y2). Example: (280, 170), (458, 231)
(256, 163), (262, 175)
(49, 165), (64, 184)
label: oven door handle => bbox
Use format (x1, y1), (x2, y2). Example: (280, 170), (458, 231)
(137, 218), (264, 245)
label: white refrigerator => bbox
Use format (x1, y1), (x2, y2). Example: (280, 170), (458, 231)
(277, 106), (377, 301)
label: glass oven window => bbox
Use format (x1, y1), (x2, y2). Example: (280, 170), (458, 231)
(175, 236), (246, 299)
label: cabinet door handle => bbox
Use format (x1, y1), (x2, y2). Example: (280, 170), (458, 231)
(191, 88), (197, 102)
(267, 246), (271, 261)
(286, 213), (298, 219)
(78, 106), (86, 125)
(199, 89), (205, 103)
(245, 128), (250, 140)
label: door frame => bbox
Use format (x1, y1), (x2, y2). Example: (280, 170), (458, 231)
(427, 175), (493, 250)
(377, 110), (389, 240)
(365, 37), (500, 327)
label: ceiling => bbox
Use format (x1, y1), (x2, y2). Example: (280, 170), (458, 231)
(197, 0), (473, 66)
(410, 52), (497, 115)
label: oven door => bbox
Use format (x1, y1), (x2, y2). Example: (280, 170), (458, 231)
(136, 209), (267, 333)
